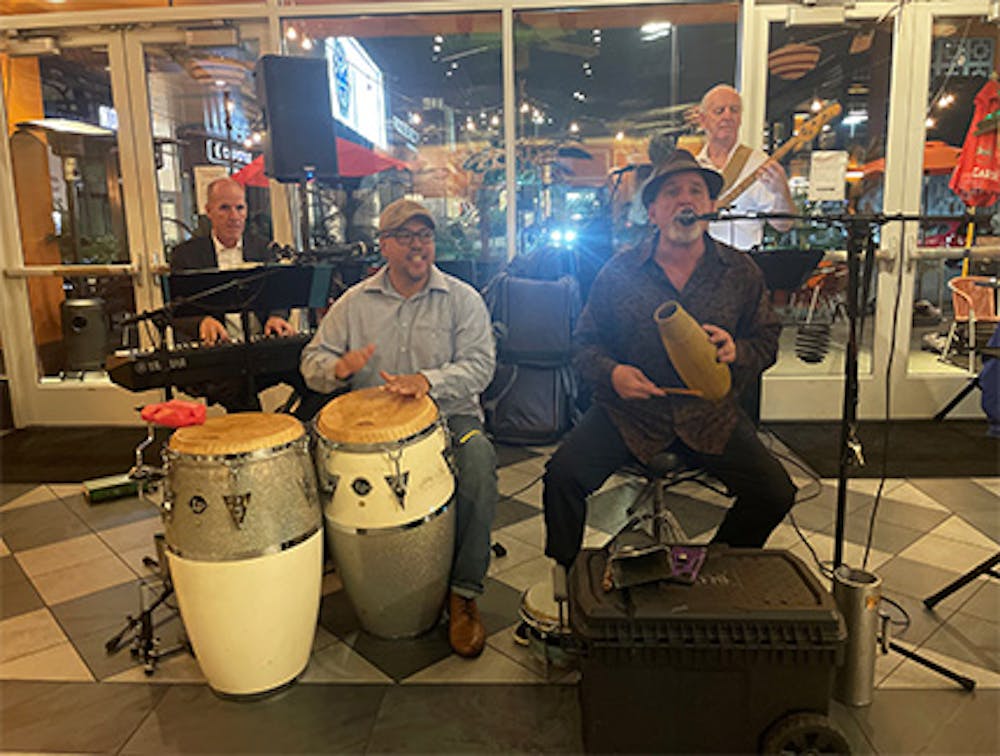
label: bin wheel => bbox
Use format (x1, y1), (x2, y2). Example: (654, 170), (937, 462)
(760, 712), (851, 755)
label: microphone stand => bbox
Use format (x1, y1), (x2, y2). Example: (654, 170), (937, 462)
(704, 209), (976, 690)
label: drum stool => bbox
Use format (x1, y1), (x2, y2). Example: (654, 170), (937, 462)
(615, 450), (731, 545)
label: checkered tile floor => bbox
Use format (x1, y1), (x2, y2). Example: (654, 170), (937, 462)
(0, 431), (997, 754)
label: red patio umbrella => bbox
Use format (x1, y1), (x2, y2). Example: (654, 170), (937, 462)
(949, 78), (1000, 271)
(232, 138), (410, 187)
(949, 78), (1000, 207)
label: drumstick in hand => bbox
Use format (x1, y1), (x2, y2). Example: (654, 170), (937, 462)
(658, 387), (704, 397)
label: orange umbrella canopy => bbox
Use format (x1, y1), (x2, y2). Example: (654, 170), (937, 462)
(861, 141), (960, 177)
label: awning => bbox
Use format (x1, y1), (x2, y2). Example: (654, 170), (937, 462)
(232, 137), (410, 186)
(862, 140), (960, 177)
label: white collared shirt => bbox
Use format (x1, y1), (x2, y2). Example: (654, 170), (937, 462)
(211, 235), (258, 339)
(697, 143), (777, 251)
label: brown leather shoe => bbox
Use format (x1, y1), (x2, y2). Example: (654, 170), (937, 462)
(448, 591), (486, 658)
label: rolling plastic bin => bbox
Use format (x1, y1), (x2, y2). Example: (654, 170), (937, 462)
(570, 547), (848, 754)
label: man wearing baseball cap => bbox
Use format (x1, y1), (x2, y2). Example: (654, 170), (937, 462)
(301, 197), (497, 658)
(543, 149), (795, 570)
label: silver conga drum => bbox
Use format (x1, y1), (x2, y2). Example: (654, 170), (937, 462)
(162, 413), (322, 696)
(315, 387), (455, 639)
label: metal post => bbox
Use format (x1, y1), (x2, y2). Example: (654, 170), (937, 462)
(833, 565), (881, 706)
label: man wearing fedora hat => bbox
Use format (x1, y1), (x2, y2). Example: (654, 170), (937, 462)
(542, 150), (795, 569)
(301, 198), (498, 659)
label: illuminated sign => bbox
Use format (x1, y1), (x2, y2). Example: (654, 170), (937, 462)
(206, 138), (252, 167)
(324, 36), (387, 149)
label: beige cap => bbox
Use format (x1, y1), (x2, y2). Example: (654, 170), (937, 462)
(379, 198), (436, 234)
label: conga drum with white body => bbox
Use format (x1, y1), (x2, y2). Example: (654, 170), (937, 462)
(316, 387), (455, 639)
(162, 413), (322, 696)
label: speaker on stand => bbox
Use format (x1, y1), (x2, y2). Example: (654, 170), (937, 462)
(254, 54), (340, 254)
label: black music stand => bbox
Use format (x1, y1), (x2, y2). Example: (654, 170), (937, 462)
(165, 264), (333, 406)
(751, 248), (825, 294)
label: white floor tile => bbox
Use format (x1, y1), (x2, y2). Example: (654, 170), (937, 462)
(928, 515), (1000, 550)
(15, 533), (116, 578)
(299, 638), (392, 684)
(98, 517), (162, 556)
(27, 552), (137, 606)
(898, 534), (998, 575)
(494, 514), (545, 552)
(0, 641), (93, 681)
(0, 608), (68, 663)
(0, 485), (64, 511)
(488, 534), (543, 579)
(492, 554), (553, 593)
(879, 639), (1000, 690)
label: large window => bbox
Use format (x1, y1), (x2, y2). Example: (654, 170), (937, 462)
(277, 13), (503, 286)
(513, 4), (739, 294)
(912, 16), (1000, 378)
(764, 18), (894, 379)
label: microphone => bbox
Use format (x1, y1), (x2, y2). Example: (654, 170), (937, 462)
(677, 209), (699, 226)
(610, 165), (638, 176)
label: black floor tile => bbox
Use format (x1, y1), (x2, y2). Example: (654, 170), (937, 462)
(0, 680), (167, 753)
(0, 556), (44, 620)
(875, 556), (974, 612)
(585, 482), (638, 535)
(52, 578), (187, 681)
(319, 577), (523, 683)
(495, 444), (542, 469)
(366, 684), (583, 753)
(0, 482), (37, 506)
(910, 478), (1000, 542)
(919, 609), (1000, 674)
(955, 579), (999, 623)
(661, 490), (729, 539)
(120, 683), (387, 754)
(828, 699), (877, 755)
(319, 588), (452, 682)
(851, 688), (999, 755)
(60, 489), (161, 532)
(876, 591), (951, 649)
(820, 505), (929, 554)
(0, 498), (90, 551)
(492, 496), (540, 530)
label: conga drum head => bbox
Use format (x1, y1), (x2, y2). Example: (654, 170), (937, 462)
(316, 387), (439, 445)
(169, 412), (304, 456)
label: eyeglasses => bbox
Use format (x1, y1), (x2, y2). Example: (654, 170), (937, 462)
(385, 229), (435, 244)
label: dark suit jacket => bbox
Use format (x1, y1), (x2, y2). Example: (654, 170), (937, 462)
(168, 233), (281, 341)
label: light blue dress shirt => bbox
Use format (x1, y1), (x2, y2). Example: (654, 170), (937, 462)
(300, 265), (496, 420)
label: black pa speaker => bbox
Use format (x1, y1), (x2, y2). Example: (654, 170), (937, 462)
(254, 55), (339, 182)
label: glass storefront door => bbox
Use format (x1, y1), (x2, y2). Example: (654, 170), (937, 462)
(0, 22), (273, 425)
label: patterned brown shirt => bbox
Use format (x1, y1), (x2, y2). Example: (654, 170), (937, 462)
(573, 232), (780, 461)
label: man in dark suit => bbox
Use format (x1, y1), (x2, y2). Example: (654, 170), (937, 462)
(169, 177), (304, 413)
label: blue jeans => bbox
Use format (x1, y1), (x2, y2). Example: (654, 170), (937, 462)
(446, 414), (498, 597)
